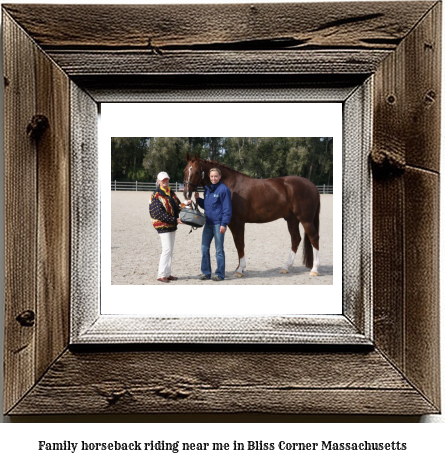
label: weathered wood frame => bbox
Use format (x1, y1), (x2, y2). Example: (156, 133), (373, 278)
(3, 2), (441, 415)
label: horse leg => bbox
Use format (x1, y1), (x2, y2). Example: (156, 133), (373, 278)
(228, 222), (246, 277)
(280, 214), (301, 274)
(301, 220), (320, 276)
(311, 247), (320, 276)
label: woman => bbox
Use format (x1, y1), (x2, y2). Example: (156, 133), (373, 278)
(195, 167), (232, 281)
(149, 171), (189, 283)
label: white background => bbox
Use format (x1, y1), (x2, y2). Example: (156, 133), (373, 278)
(0, 0), (444, 461)
(101, 102), (342, 316)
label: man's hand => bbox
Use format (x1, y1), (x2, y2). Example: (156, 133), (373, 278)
(220, 226), (226, 234)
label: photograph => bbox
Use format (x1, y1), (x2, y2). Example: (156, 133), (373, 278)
(1, 0), (442, 428)
(110, 137), (334, 287)
(100, 102), (343, 318)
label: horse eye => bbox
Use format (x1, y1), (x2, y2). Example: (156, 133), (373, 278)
(195, 171), (199, 175)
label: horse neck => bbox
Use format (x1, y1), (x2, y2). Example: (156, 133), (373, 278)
(200, 160), (239, 191)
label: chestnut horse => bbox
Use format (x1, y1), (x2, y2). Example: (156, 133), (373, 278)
(183, 154), (320, 277)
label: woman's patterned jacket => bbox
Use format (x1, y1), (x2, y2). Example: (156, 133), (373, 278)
(149, 186), (181, 234)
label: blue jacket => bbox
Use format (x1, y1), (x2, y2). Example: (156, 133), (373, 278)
(197, 181), (232, 227)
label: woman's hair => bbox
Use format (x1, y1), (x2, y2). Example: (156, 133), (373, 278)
(209, 167), (222, 176)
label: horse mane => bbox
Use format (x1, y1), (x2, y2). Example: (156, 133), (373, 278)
(200, 158), (251, 178)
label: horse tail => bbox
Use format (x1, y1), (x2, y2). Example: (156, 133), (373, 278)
(302, 196), (320, 269)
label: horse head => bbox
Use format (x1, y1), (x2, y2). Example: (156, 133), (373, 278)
(183, 153), (204, 200)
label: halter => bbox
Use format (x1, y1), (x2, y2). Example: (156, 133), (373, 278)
(183, 163), (205, 189)
(183, 180), (200, 189)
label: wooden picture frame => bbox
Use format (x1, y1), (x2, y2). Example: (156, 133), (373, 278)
(3, 2), (441, 415)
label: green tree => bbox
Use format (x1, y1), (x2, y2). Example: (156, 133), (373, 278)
(111, 137), (150, 181)
(143, 137), (191, 180)
(112, 136), (334, 184)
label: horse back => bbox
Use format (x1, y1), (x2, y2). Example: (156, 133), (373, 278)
(231, 175), (319, 224)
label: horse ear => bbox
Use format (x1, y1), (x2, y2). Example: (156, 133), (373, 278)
(194, 154), (199, 161)
(186, 153), (190, 161)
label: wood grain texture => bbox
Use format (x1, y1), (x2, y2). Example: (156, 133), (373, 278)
(2, 2), (435, 49)
(371, 1), (441, 173)
(3, 2), (433, 79)
(3, 11), (71, 412)
(46, 50), (390, 76)
(8, 349), (437, 415)
(2, 2), (441, 416)
(3, 12), (38, 414)
(372, 34), (406, 367)
(371, 2), (441, 412)
(372, 172), (405, 369)
(372, 174), (406, 379)
(404, 168), (440, 408)
(34, 36), (71, 382)
(404, 2), (441, 172)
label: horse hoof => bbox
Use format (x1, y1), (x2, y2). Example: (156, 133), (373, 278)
(280, 268), (289, 274)
(234, 272), (243, 278)
(309, 271), (319, 276)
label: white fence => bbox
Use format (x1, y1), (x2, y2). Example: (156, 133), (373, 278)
(111, 181), (333, 194)
(110, 181), (202, 192)
(318, 184), (333, 194)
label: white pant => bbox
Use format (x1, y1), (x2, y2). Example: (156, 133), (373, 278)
(158, 231), (176, 278)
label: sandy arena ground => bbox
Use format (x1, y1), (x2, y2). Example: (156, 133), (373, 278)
(111, 192), (333, 285)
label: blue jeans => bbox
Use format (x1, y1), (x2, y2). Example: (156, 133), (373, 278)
(201, 223), (226, 279)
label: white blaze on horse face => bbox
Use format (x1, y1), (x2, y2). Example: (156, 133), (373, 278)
(311, 247), (320, 274)
(185, 165), (193, 198)
(188, 165), (193, 186)
(281, 250), (296, 272)
(236, 256), (246, 273)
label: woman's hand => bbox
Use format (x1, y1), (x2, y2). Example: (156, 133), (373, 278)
(177, 218), (184, 224)
(194, 192), (199, 200)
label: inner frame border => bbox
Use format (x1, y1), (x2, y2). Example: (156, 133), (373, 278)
(70, 81), (373, 346)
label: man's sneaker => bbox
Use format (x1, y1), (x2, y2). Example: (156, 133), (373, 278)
(199, 274), (210, 280)
(211, 276), (224, 281)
